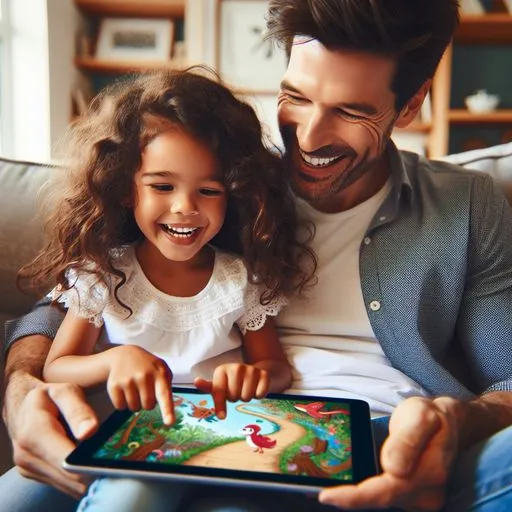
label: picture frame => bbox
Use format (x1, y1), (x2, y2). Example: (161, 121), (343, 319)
(459, 0), (486, 14)
(215, 0), (287, 93)
(96, 18), (174, 62)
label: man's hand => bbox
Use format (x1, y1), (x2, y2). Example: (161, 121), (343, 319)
(4, 377), (99, 499)
(194, 363), (270, 419)
(106, 345), (175, 425)
(319, 397), (461, 511)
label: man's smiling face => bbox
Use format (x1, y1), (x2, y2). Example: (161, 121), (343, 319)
(278, 39), (401, 213)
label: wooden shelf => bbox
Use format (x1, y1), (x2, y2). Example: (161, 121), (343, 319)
(75, 57), (186, 74)
(448, 109), (512, 124)
(455, 14), (512, 44)
(75, 0), (185, 18)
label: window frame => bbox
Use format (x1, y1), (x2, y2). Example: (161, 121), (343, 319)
(0, 0), (13, 155)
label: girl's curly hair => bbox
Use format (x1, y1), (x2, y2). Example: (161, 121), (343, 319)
(19, 66), (316, 306)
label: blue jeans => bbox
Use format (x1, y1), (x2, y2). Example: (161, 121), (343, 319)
(1, 422), (510, 512)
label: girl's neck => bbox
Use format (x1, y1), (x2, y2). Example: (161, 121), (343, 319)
(135, 242), (215, 297)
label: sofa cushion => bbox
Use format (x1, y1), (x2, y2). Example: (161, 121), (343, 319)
(0, 158), (52, 335)
(441, 142), (512, 204)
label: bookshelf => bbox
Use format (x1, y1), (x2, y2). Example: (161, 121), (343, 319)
(428, 12), (512, 157)
(72, 0), (189, 117)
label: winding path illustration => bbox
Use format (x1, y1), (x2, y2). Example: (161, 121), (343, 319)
(183, 404), (305, 472)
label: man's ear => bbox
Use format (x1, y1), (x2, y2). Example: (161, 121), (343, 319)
(395, 79), (432, 129)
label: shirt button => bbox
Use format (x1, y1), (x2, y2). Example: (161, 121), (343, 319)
(369, 300), (381, 311)
(363, 236), (371, 245)
(379, 216), (386, 222)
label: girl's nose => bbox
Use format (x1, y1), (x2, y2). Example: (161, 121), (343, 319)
(170, 193), (199, 216)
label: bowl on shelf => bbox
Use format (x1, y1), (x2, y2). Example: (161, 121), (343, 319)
(465, 90), (500, 113)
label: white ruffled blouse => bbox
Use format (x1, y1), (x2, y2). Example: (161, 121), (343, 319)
(50, 246), (286, 383)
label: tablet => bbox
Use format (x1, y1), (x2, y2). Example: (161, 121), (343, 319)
(64, 387), (377, 493)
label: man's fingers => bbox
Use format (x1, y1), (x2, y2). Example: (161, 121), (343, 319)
(383, 398), (442, 476)
(319, 473), (408, 510)
(16, 455), (87, 499)
(155, 376), (174, 425)
(13, 409), (90, 498)
(47, 383), (99, 440)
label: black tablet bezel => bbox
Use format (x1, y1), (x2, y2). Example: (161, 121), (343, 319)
(65, 388), (377, 491)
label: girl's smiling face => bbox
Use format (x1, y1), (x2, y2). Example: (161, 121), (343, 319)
(131, 127), (228, 266)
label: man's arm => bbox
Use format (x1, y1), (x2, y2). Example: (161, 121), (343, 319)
(3, 302), (99, 497)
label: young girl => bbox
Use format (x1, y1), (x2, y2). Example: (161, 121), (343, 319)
(19, 67), (315, 511)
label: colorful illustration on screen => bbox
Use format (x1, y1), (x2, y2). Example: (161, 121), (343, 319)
(93, 393), (353, 481)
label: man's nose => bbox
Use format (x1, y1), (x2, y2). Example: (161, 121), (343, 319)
(170, 192), (198, 216)
(297, 107), (335, 153)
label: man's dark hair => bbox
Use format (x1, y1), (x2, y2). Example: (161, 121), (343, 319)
(266, 0), (459, 109)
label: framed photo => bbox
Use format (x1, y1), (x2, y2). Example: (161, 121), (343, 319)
(215, 0), (287, 92)
(96, 18), (174, 62)
(459, 0), (485, 14)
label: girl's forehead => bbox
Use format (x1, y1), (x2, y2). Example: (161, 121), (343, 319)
(140, 129), (221, 180)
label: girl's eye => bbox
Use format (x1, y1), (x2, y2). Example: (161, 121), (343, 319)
(199, 188), (223, 197)
(150, 184), (173, 192)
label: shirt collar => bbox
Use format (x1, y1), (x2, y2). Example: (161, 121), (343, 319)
(367, 140), (414, 231)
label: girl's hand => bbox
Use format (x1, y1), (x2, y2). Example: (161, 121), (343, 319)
(107, 345), (175, 425)
(194, 363), (269, 419)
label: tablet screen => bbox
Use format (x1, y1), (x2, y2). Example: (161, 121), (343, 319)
(79, 389), (376, 488)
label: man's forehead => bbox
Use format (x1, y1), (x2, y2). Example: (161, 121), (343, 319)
(284, 40), (396, 104)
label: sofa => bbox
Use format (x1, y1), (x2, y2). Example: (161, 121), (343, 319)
(1, 143), (512, 475)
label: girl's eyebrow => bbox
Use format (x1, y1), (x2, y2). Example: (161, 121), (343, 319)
(141, 170), (176, 178)
(141, 170), (224, 184)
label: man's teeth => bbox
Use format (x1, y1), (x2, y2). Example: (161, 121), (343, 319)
(299, 149), (341, 168)
(162, 225), (199, 237)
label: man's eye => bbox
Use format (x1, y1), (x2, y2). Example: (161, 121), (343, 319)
(199, 188), (223, 197)
(283, 93), (306, 104)
(336, 109), (364, 120)
(150, 184), (173, 192)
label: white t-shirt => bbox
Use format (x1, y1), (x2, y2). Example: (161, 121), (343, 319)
(276, 182), (428, 416)
(50, 246), (286, 383)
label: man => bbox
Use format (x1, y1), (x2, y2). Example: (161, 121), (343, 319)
(3, 1), (512, 511)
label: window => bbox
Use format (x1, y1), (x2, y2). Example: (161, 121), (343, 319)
(0, 0), (12, 155)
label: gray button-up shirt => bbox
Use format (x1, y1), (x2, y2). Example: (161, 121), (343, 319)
(361, 145), (512, 398)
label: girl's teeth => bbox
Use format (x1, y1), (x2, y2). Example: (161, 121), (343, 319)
(162, 225), (199, 237)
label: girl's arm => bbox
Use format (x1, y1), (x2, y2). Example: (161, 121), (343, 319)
(43, 311), (175, 424)
(43, 311), (107, 386)
(242, 317), (292, 393)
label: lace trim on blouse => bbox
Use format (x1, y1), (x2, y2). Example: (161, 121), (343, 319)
(49, 248), (287, 334)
